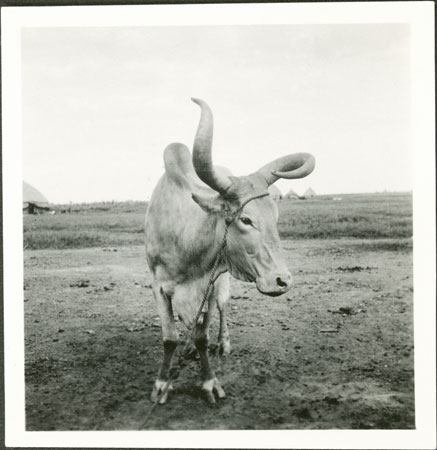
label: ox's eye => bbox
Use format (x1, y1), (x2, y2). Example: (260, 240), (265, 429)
(240, 216), (253, 226)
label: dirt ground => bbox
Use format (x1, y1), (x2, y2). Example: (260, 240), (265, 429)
(24, 238), (414, 430)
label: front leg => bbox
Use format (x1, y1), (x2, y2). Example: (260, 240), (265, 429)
(151, 283), (178, 404)
(193, 299), (226, 403)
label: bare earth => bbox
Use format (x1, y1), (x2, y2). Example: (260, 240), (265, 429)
(24, 238), (414, 430)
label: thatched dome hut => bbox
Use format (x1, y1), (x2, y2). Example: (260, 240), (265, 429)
(284, 188), (299, 200)
(23, 181), (50, 214)
(268, 185), (283, 201)
(303, 187), (316, 198)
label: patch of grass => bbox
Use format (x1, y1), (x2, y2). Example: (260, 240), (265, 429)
(23, 211), (146, 250)
(278, 192), (412, 240)
(53, 201), (147, 214)
(23, 192), (412, 250)
(346, 239), (413, 253)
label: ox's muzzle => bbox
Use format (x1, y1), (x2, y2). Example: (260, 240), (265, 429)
(256, 270), (292, 297)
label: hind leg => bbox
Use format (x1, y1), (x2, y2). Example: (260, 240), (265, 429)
(150, 282), (178, 404)
(194, 296), (226, 403)
(214, 274), (231, 355)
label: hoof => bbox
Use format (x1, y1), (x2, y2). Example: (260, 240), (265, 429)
(150, 379), (173, 404)
(202, 377), (226, 404)
(218, 340), (232, 356)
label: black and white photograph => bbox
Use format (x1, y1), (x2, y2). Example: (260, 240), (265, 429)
(2, 2), (435, 448)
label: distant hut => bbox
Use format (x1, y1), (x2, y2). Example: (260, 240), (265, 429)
(303, 187), (316, 199)
(284, 188), (299, 200)
(23, 181), (50, 214)
(268, 185), (282, 201)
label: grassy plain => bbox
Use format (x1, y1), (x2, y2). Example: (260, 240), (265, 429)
(23, 192), (412, 250)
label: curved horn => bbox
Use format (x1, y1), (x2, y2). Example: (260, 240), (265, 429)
(257, 153), (315, 186)
(191, 98), (231, 194)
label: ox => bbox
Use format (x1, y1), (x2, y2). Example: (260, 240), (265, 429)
(145, 98), (315, 404)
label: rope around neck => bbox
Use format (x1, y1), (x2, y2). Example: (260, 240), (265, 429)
(142, 192), (269, 425)
(192, 192), (269, 326)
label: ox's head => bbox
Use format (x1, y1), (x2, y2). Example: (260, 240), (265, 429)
(190, 98), (315, 297)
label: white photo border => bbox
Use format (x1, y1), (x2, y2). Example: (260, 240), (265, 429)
(2, 2), (435, 448)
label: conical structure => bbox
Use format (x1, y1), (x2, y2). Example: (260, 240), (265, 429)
(303, 187), (316, 198)
(285, 188), (299, 200)
(268, 184), (282, 201)
(23, 181), (50, 214)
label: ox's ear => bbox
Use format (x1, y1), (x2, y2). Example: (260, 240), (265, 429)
(191, 193), (228, 215)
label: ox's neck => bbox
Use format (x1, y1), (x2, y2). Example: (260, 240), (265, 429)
(180, 206), (227, 278)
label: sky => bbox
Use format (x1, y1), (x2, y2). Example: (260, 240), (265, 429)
(22, 24), (411, 203)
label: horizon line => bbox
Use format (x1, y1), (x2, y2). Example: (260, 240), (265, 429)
(43, 190), (413, 206)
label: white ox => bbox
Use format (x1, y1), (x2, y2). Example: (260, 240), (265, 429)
(145, 98), (315, 404)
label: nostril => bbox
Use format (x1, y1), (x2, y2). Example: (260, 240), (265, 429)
(276, 276), (288, 288)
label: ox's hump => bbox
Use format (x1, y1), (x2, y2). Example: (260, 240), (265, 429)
(163, 143), (233, 192)
(164, 143), (196, 186)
